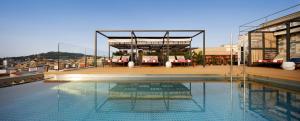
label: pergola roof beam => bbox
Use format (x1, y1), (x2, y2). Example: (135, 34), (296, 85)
(96, 29), (204, 33)
(97, 31), (109, 38)
(191, 31), (203, 38)
(160, 31), (169, 49)
(131, 31), (138, 44)
(107, 36), (192, 39)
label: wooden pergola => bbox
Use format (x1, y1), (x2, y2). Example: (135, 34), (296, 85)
(93, 29), (206, 67)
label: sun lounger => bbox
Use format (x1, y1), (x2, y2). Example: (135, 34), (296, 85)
(256, 59), (283, 64)
(176, 56), (186, 63)
(111, 56), (121, 63)
(121, 56), (130, 63)
(176, 56), (192, 65)
(168, 56), (176, 63)
(255, 55), (284, 65)
(109, 56), (129, 66)
(142, 56), (159, 64)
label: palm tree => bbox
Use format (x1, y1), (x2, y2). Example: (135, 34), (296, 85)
(192, 51), (203, 65)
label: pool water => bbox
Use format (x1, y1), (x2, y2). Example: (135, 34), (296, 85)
(0, 80), (299, 121)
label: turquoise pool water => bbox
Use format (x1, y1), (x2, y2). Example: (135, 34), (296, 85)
(0, 80), (299, 121)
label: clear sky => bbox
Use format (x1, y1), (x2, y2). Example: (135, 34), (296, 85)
(0, 0), (299, 57)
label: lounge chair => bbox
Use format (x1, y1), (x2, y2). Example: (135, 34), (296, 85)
(168, 56), (176, 63)
(176, 56), (192, 66)
(109, 56), (127, 66)
(255, 55), (284, 67)
(121, 56), (130, 63)
(111, 56), (121, 63)
(256, 55), (284, 64)
(142, 56), (159, 64)
(114, 56), (130, 66)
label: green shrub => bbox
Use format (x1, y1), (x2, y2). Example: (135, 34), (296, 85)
(192, 51), (203, 65)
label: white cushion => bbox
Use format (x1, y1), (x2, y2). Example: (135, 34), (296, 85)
(166, 61), (172, 68)
(281, 62), (295, 70)
(128, 61), (134, 68)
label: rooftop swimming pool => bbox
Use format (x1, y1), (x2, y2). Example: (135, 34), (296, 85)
(0, 78), (299, 121)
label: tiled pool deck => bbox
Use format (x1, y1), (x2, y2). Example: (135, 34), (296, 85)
(45, 66), (300, 81)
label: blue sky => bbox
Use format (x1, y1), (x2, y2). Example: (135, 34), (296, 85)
(0, 0), (299, 57)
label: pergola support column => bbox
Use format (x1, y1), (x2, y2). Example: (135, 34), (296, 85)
(189, 39), (192, 59)
(248, 32), (252, 66)
(94, 31), (97, 67)
(286, 22), (291, 61)
(276, 36), (279, 54)
(131, 31), (134, 62)
(203, 31), (206, 67)
(135, 41), (138, 65)
(57, 43), (60, 71)
(132, 32), (138, 65)
(189, 39), (192, 66)
(262, 32), (265, 60)
(167, 31), (170, 57)
(108, 44), (111, 59)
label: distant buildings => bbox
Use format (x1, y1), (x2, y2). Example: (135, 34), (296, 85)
(0, 54), (103, 73)
(194, 44), (238, 65)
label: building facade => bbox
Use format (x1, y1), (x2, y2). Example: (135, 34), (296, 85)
(239, 11), (300, 66)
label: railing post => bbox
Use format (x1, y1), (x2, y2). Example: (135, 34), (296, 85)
(57, 42), (60, 71)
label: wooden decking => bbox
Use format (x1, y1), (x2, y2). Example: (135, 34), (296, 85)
(45, 66), (300, 81)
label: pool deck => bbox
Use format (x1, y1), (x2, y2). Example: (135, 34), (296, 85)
(0, 73), (44, 87)
(44, 65), (300, 81)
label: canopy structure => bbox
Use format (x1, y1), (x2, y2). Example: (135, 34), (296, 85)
(108, 38), (192, 50)
(94, 29), (206, 67)
(245, 11), (300, 65)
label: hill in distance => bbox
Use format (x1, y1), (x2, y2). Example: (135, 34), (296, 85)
(1, 51), (86, 60)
